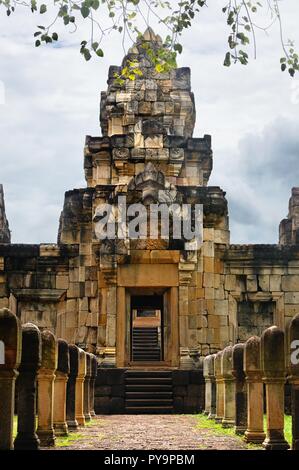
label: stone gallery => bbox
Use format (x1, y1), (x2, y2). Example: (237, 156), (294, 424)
(1, 29), (299, 415)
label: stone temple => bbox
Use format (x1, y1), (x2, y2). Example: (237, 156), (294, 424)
(1, 29), (299, 413)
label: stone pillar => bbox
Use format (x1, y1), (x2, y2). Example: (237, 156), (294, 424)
(288, 313), (299, 450)
(221, 346), (235, 428)
(207, 354), (216, 419)
(83, 353), (92, 422)
(14, 323), (41, 450)
(203, 355), (211, 415)
(90, 354), (97, 417)
(214, 350), (224, 423)
(37, 330), (57, 447)
(232, 343), (247, 434)
(244, 336), (265, 444)
(0, 308), (21, 450)
(261, 326), (289, 450)
(75, 348), (86, 426)
(53, 339), (70, 436)
(66, 344), (79, 430)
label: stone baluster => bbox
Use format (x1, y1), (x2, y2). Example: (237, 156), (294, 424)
(261, 326), (289, 450)
(66, 344), (79, 430)
(232, 343), (247, 434)
(75, 348), (86, 426)
(83, 352), (92, 422)
(221, 346), (235, 428)
(14, 323), (41, 450)
(207, 354), (216, 419)
(214, 350), (224, 423)
(0, 308), (21, 450)
(288, 313), (299, 450)
(203, 355), (211, 415)
(37, 330), (57, 447)
(53, 339), (70, 436)
(244, 336), (265, 444)
(90, 354), (97, 417)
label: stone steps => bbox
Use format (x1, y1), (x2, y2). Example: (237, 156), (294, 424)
(132, 327), (161, 362)
(124, 370), (174, 414)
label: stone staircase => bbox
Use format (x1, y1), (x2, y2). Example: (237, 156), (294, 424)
(132, 327), (161, 362)
(124, 370), (174, 414)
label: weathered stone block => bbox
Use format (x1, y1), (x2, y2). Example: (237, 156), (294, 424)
(282, 275), (299, 291)
(246, 275), (257, 292)
(258, 275), (270, 292)
(270, 275), (281, 292)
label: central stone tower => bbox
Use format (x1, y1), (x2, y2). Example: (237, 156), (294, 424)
(58, 28), (229, 379)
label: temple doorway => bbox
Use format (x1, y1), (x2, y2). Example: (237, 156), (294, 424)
(130, 294), (164, 362)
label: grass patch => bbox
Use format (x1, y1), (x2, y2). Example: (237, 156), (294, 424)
(84, 419), (98, 427)
(196, 413), (292, 449)
(284, 415), (292, 446)
(56, 432), (84, 447)
(13, 416), (87, 448)
(195, 414), (261, 449)
(13, 416), (17, 439)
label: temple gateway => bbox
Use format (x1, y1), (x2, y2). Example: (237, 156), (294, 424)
(1, 29), (299, 413)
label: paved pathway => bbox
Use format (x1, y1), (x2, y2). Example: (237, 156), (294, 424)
(54, 415), (251, 450)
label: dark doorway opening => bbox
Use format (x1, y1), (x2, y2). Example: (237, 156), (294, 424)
(130, 294), (164, 362)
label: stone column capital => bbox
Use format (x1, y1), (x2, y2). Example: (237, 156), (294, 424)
(262, 375), (286, 384)
(245, 371), (262, 383)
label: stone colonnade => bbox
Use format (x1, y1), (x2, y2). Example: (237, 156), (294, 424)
(203, 313), (299, 450)
(0, 308), (98, 450)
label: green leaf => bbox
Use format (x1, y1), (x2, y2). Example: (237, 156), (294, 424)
(35, 40), (41, 47)
(96, 48), (104, 57)
(31, 0), (37, 11)
(91, 0), (99, 10)
(52, 32), (58, 41)
(174, 43), (183, 54)
(83, 49), (92, 61)
(224, 52), (231, 67)
(155, 63), (164, 73)
(40, 4), (47, 14)
(81, 5), (90, 18)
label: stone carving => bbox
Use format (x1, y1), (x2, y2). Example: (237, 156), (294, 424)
(0, 308), (21, 449)
(14, 323), (41, 450)
(83, 352), (92, 422)
(221, 346), (236, 428)
(243, 336), (265, 444)
(53, 339), (70, 436)
(66, 344), (80, 430)
(232, 343), (247, 435)
(261, 326), (289, 450)
(37, 329), (57, 447)
(75, 348), (86, 426)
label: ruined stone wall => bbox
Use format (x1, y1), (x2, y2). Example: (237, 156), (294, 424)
(0, 185), (10, 243)
(221, 244), (299, 346)
(0, 243), (98, 351)
(280, 188), (299, 245)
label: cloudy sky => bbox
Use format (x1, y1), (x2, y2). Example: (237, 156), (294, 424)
(0, 1), (298, 244)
